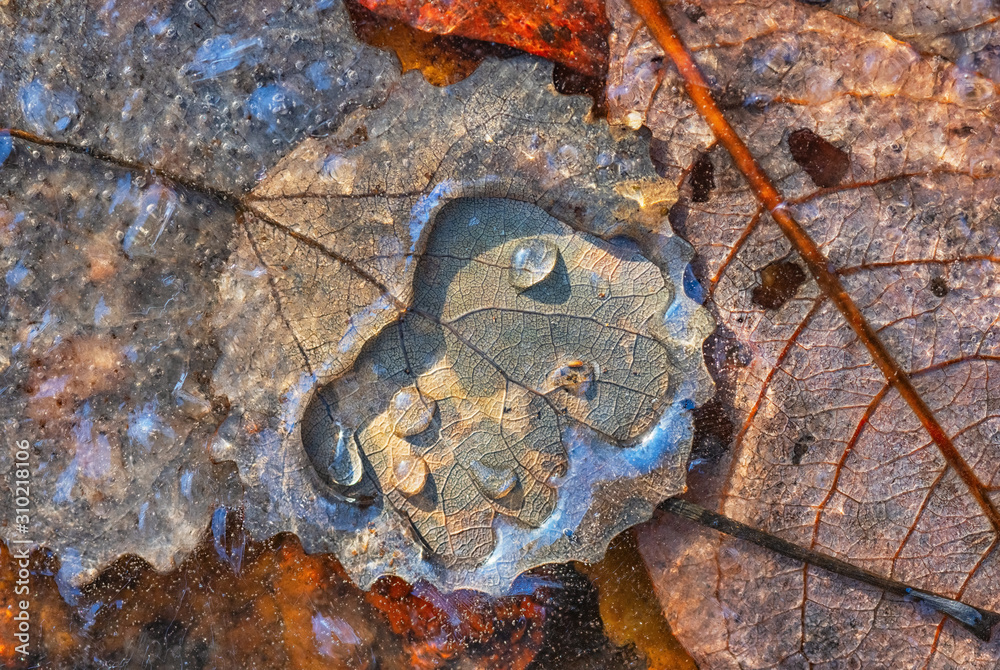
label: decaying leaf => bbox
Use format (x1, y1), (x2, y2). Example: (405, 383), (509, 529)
(355, 0), (612, 77)
(7, 0), (1000, 663)
(0, 0), (715, 600)
(216, 54), (714, 592)
(607, 0), (1000, 666)
(818, 0), (1000, 84)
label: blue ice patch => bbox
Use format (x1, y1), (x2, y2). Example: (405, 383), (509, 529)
(247, 84), (304, 134)
(683, 263), (705, 304)
(0, 130), (11, 167)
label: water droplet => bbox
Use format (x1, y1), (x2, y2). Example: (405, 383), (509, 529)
(393, 455), (429, 496)
(508, 238), (559, 290)
(327, 422), (364, 487)
(389, 386), (435, 437)
(549, 360), (595, 397)
(469, 460), (518, 500)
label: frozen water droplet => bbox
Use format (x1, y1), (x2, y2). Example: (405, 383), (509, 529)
(393, 454), (429, 496)
(549, 360), (595, 397)
(508, 238), (559, 290)
(390, 386), (435, 437)
(18, 80), (79, 135)
(327, 422), (364, 487)
(469, 460), (518, 500)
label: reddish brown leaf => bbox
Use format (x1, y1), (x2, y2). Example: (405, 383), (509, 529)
(346, 0), (492, 86)
(608, 0), (1000, 666)
(356, 0), (611, 77)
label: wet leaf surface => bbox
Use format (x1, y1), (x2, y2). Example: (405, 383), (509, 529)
(605, 0), (1000, 666)
(302, 197), (698, 568)
(6, 0), (1000, 666)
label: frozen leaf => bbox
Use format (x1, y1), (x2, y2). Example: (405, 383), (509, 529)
(0, 0), (713, 660)
(0, 0), (399, 192)
(215, 55), (714, 592)
(607, 0), (1000, 666)
(0, 0), (406, 590)
(0, 0), (709, 600)
(0, 142), (240, 581)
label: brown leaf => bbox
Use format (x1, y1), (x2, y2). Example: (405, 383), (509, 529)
(820, 0), (1000, 84)
(0, 1), (711, 664)
(356, 0), (611, 77)
(608, 0), (1000, 665)
(346, 0), (489, 86)
(0, 0), (714, 606)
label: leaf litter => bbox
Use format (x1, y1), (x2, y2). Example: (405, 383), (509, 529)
(9, 0), (1000, 664)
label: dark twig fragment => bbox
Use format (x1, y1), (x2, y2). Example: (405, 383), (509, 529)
(662, 497), (1000, 641)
